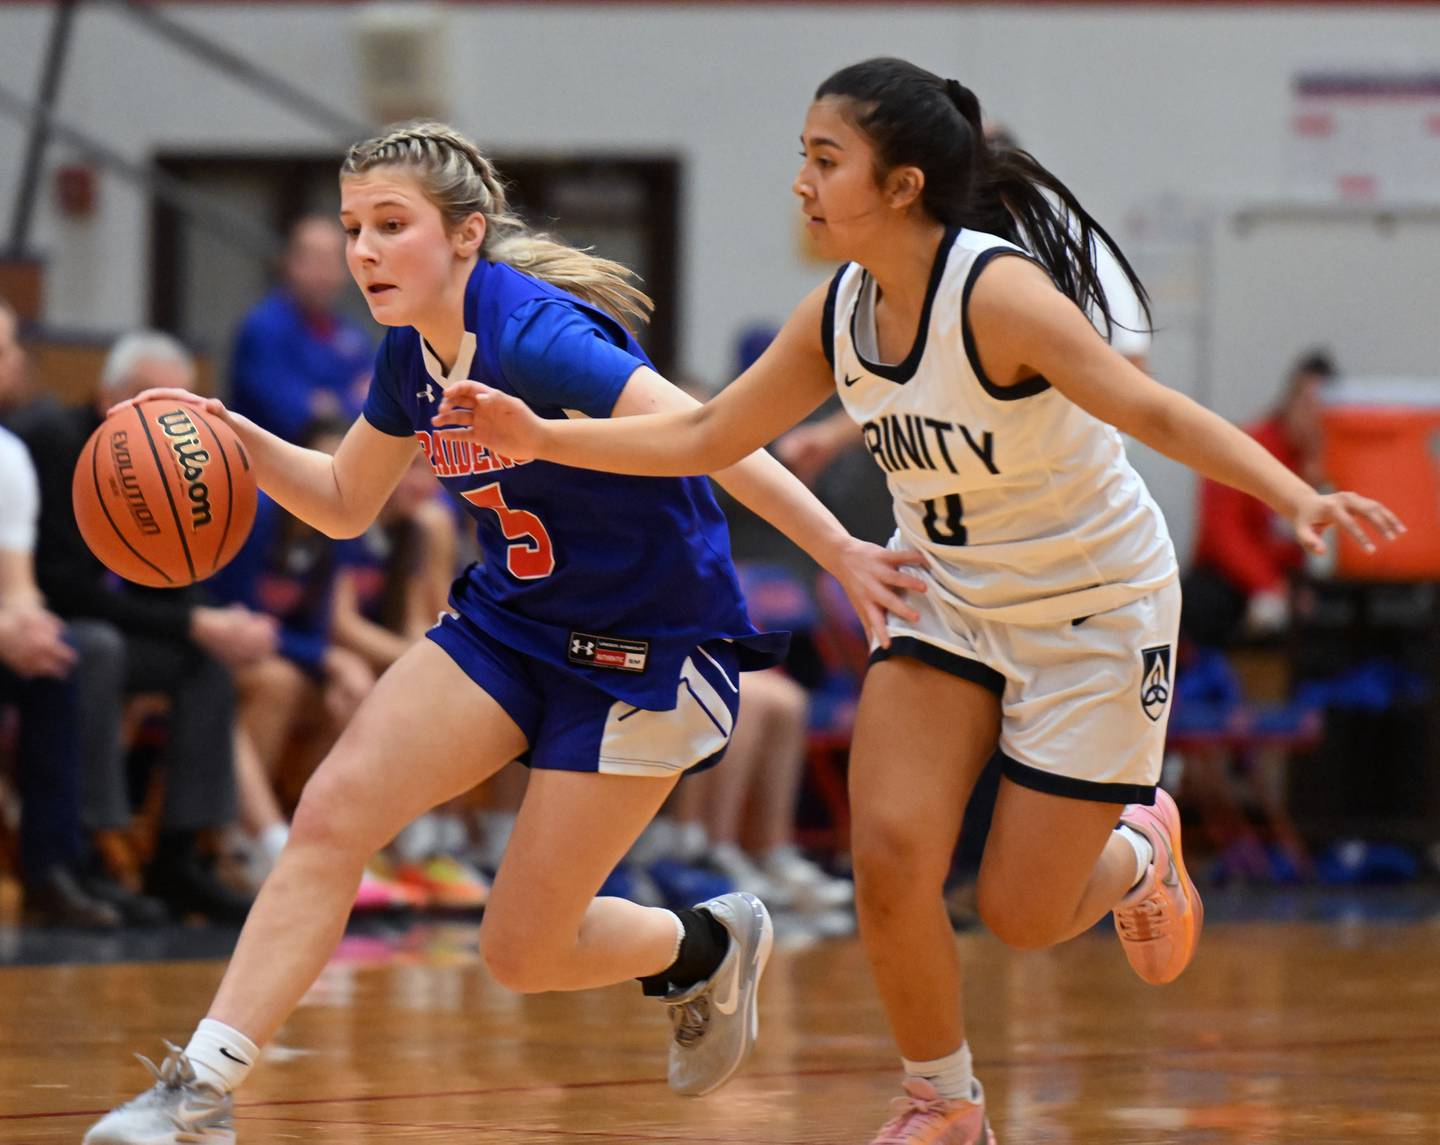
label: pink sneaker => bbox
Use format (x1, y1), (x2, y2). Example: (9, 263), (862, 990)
(869, 1077), (996, 1144)
(1113, 788), (1204, 984)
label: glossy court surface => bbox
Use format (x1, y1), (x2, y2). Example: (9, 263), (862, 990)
(2, 890), (1438, 1143)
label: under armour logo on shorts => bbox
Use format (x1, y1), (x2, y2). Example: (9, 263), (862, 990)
(567, 630), (649, 672)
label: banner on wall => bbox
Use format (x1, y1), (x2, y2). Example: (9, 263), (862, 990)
(1287, 70), (1440, 204)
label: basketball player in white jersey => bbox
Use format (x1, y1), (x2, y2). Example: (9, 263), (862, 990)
(435, 58), (1402, 1144)
(778, 119), (1153, 485)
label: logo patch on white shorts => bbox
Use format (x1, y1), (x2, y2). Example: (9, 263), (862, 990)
(568, 631), (649, 673)
(1140, 644), (1172, 722)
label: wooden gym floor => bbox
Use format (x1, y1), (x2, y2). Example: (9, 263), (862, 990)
(2, 894), (1439, 1143)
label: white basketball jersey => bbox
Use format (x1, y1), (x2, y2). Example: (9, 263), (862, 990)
(827, 227), (1177, 625)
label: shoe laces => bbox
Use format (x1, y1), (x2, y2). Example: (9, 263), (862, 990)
(667, 994), (710, 1049)
(873, 1089), (968, 1143)
(1116, 891), (1172, 942)
(134, 1042), (197, 1091)
(122, 1043), (221, 1125)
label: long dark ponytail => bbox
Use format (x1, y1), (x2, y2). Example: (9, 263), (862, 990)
(816, 58), (1151, 343)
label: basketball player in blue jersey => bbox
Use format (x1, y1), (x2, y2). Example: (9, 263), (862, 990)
(83, 122), (923, 1145)
(432, 59), (1404, 1145)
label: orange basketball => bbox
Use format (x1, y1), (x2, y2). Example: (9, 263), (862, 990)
(71, 398), (257, 588)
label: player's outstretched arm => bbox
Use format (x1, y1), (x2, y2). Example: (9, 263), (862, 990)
(112, 388), (417, 539)
(435, 283), (837, 476)
(966, 258), (1406, 556)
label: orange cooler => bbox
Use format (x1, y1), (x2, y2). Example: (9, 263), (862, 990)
(1322, 378), (1440, 580)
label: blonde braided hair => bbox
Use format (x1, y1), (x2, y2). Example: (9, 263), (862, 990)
(342, 121), (652, 331)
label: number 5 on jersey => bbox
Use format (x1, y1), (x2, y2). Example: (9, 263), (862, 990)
(462, 483), (556, 579)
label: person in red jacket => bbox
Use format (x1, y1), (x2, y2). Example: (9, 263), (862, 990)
(1183, 350), (1333, 645)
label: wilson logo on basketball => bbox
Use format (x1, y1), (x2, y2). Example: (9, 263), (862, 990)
(107, 429), (163, 537)
(157, 409), (215, 529)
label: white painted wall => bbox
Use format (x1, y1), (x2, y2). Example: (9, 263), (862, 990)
(1, 2), (1437, 554)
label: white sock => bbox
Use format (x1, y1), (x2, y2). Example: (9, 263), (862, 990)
(183, 1018), (259, 1094)
(902, 1042), (974, 1102)
(258, 823), (289, 864)
(667, 910), (685, 961)
(1116, 824), (1155, 891)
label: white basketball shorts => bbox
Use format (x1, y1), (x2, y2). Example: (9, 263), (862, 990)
(873, 575), (1181, 804)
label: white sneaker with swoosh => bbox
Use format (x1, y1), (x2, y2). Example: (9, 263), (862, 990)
(661, 891), (774, 1096)
(83, 1043), (235, 1144)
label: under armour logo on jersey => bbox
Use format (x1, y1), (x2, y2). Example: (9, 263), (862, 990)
(417, 383), (436, 403)
(1140, 644), (1172, 722)
(571, 637), (596, 657)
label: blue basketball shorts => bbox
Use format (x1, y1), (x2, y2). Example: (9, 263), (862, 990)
(427, 609), (741, 776)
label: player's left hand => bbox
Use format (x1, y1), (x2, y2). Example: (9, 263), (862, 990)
(828, 537), (927, 649)
(433, 380), (545, 461)
(1292, 489), (1405, 557)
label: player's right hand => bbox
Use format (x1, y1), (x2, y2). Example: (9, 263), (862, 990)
(110, 388), (259, 448)
(108, 387), (232, 424)
(433, 380), (545, 462)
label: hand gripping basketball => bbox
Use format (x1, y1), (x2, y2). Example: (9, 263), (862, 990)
(72, 393), (257, 587)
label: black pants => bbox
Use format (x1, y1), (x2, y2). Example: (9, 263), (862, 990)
(0, 654), (85, 882)
(66, 620), (129, 832)
(120, 633), (239, 832)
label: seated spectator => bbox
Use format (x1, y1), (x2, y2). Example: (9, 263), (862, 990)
(0, 424), (110, 927)
(332, 450), (456, 672)
(229, 216), (374, 442)
(7, 330), (276, 922)
(207, 419), (376, 885)
(329, 456), (489, 909)
(1184, 350), (1333, 646)
(0, 422), (170, 926)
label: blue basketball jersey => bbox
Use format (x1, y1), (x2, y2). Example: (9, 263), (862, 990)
(362, 259), (786, 708)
